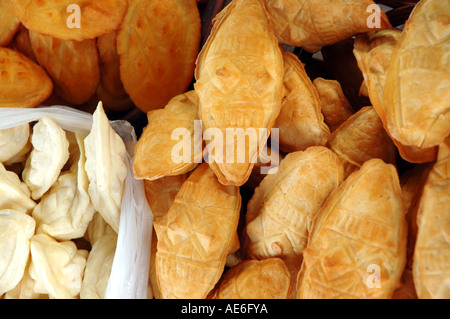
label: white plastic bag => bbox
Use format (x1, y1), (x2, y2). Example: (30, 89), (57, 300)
(0, 106), (153, 299)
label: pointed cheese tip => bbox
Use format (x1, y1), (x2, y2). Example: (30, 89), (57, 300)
(91, 101), (112, 133)
(97, 100), (104, 111)
(94, 101), (106, 119)
(213, 161), (253, 187)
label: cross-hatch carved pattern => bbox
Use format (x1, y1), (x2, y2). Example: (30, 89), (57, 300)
(31, 33), (98, 94)
(304, 241), (382, 298)
(157, 252), (217, 287)
(416, 248), (450, 273)
(157, 176), (239, 297)
(324, 208), (398, 251)
(204, 56), (277, 105)
(300, 201), (402, 298)
(166, 203), (233, 260)
(125, 10), (155, 83)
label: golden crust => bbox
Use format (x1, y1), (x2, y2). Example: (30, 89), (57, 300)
(0, 47), (53, 108)
(359, 80), (369, 97)
(354, 29), (401, 120)
(383, 0), (450, 149)
(0, 0), (20, 47)
(155, 163), (241, 299)
(144, 174), (188, 235)
(263, 0), (391, 53)
(297, 159), (407, 299)
(243, 145), (284, 191)
(96, 31), (133, 112)
(327, 106), (397, 178)
(353, 29), (438, 163)
(246, 146), (344, 261)
(194, 0), (284, 186)
(7, 0), (128, 41)
(313, 77), (353, 132)
(29, 31), (100, 105)
(400, 164), (433, 265)
(274, 50), (330, 152)
(133, 91), (201, 181)
(211, 258), (291, 299)
(391, 164), (432, 299)
(10, 26), (36, 62)
(117, 0), (201, 113)
(145, 174), (188, 300)
(245, 146), (343, 298)
(413, 138), (450, 299)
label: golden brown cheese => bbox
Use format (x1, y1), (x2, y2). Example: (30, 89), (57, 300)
(353, 29), (438, 163)
(313, 77), (353, 132)
(117, 0), (201, 113)
(354, 29), (402, 120)
(194, 0), (284, 186)
(133, 91), (201, 181)
(0, 0), (20, 47)
(263, 0), (391, 52)
(246, 147), (344, 261)
(327, 106), (397, 178)
(7, 0), (128, 41)
(383, 0), (450, 150)
(211, 258), (291, 299)
(145, 174), (188, 299)
(144, 175), (188, 234)
(29, 31), (100, 105)
(413, 138), (450, 299)
(0, 47), (53, 108)
(297, 159), (407, 299)
(274, 50), (330, 152)
(392, 164), (432, 299)
(245, 146), (343, 298)
(155, 163), (241, 299)
(96, 31), (133, 112)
